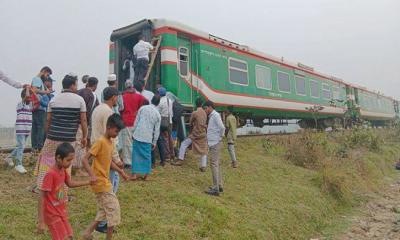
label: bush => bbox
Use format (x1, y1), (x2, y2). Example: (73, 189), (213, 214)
(319, 159), (353, 202)
(344, 127), (382, 152)
(285, 131), (329, 169)
(261, 137), (285, 156)
(284, 128), (395, 203)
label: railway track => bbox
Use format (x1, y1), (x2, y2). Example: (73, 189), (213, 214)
(237, 131), (299, 138)
(0, 132), (300, 154)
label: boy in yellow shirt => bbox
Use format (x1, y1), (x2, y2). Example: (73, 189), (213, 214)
(82, 114), (128, 240)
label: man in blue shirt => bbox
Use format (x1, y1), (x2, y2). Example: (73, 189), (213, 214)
(31, 66), (52, 152)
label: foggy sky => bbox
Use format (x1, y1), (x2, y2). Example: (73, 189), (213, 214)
(0, 0), (399, 126)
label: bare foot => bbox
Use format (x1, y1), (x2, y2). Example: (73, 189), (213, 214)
(81, 232), (93, 240)
(129, 174), (138, 181)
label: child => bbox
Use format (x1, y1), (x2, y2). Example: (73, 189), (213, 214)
(82, 114), (128, 240)
(37, 142), (91, 240)
(4, 88), (32, 173)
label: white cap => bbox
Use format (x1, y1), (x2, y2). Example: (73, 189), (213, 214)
(107, 74), (117, 81)
(125, 79), (133, 88)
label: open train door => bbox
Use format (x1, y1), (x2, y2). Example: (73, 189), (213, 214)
(177, 36), (193, 105)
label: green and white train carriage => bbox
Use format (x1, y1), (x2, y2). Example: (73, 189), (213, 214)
(109, 19), (396, 127)
(353, 86), (397, 125)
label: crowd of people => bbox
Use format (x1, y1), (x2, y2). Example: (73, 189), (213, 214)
(0, 35), (239, 240)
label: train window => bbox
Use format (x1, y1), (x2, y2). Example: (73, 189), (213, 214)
(277, 71), (291, 93)
(332, 86), (340, 100)
(229, 58), (248, 85)
(322, 84), (331, 99)
(255, 65), (272, 90)
(310, 80), (319, 98)
(295, 76), (306, 95)
(179, 47), (189, 77)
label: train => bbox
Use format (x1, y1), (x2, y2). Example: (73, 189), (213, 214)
(109, 19), (399, 128)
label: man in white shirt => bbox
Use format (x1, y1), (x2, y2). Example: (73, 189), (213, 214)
(133, 34), (154, 82)
(203, 100), (225, 196)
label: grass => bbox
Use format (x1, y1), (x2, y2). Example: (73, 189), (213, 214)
(0, 130), (399, 240)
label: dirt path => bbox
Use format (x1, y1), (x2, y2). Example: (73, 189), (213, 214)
(338, 179), (400, 239)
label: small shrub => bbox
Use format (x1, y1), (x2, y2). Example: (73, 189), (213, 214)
(385, 126), (400, 143)
(285, 131), (329, 169)
(344, 127), (383, 152)
(261, 137), (285, 156)
(319, 161), (353, 202)
(335, 145), (349, 158)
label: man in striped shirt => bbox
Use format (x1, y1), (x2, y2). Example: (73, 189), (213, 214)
(35, 73), (87, 192)
(4, 88), (33, 173)
(46, 73), (87, 145)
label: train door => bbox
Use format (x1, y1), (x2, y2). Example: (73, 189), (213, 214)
(353, 88), (359, 106)
(177, 37), (193, 104)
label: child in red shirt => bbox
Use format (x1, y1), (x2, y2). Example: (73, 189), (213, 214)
(37, 142), (91, 240)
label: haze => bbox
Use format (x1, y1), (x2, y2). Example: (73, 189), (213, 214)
(0, 0), (399, 126)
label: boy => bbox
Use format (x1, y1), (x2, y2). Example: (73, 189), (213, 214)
(37, 142), (91, 240)
(225, 106), (238, 168)
(4, 88), (33, 173)
(82, 114), (128, 240)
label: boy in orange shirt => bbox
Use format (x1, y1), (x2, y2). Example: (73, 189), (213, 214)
(82, 113), (128, 240)
(38, 142), (91, 240)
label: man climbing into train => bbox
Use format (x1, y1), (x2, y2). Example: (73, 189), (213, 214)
(133, 34), (154, 82)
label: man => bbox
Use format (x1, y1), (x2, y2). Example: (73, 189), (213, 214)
(134, 80), (154, 103)
(172, 98), (208, 172)
(31, 66), (53, 152)
(78, 77), (99, 131)
(130, 95), (161, 180)
(34, 73), (87, 215)
(91, 87), (125, 233)
(203, 100), (225, 196)
(0, 70), (28, 88)
(133, 34), (154, 82)
(157, 87), (174, 164)
(225, 106), (238, 168)
(81, 74), (90, 87)
(120, 80), (145, 167)
(101, 74), (124, 114)
(122, 51), (135, 81)
(75, 77), (99, 176)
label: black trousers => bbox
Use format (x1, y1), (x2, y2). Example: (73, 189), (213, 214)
(134, 58), (149, 82)
(31, 110), (46, 150)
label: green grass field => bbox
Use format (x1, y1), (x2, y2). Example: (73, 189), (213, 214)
(0, 132), (399, 240)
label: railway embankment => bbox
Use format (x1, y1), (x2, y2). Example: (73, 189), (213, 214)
(261, 127), (400, 239)
(0, 127), (399, 239)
